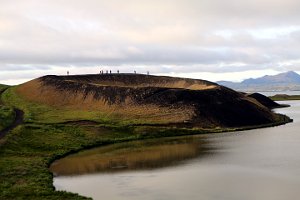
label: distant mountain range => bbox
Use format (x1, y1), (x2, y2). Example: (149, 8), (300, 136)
(217, 71), (300, 92)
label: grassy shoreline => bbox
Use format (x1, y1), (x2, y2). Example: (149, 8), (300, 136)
(0, 116), (292, 199)
(0, 87), (293, 199)
(269, 94), (300, 101)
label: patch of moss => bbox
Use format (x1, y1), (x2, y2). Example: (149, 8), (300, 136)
(0, 106), (15, 131)
(0, 84), (8, 93)
(270, 95), (300, 101)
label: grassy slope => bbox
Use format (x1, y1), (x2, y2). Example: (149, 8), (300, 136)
(0, 86), (292, 199)
(270, 95), (300, 101)
(2, 87), (113, 124)
(0, 84), (8, 92)
(0, 85), (15, 132)
(0, 107), (15, 131)
(2, 87), (161, 125)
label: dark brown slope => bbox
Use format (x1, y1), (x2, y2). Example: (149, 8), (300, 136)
(16, 74), (290, 128)
(247, 93), (281, 109)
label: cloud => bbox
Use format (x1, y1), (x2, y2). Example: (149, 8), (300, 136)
(1, 0), (300, 84)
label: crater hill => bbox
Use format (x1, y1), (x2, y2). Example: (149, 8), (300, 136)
(16, 74), (290, 128)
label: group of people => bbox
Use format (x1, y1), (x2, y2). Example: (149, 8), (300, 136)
(98, 70), (150, 75)
(99, 70), (118, 74)
(66, 70), (150, 75)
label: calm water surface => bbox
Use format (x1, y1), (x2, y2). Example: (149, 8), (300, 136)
(52, 101), (300, 200)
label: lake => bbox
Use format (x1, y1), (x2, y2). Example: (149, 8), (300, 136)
(51, 100), (300, 200)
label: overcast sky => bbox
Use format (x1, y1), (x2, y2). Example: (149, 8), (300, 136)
(1, 0), (300, 84)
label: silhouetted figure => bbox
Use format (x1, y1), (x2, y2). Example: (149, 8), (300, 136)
(134, 70), (136, 74)
(117, 70), (119, 74)
(67, 71), (69, 76)
(110, 70), (112, 74)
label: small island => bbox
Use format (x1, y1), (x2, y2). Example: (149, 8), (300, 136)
(16, 74), (291, 128)
(269, 94), (300, 101)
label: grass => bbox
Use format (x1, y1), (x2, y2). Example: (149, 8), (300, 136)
(0, 85), (293, 199)
(270, 95), (300, 101)
(2, 87), (116, 124)
(0, 124), (99, 199)
(2, 87), (169, 125)
(0, 84), (8, 93)
(0, 85), (15, 132)
(0, 106), (15, 131)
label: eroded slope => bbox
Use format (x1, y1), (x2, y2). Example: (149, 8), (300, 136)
(16, 74), (287, 128)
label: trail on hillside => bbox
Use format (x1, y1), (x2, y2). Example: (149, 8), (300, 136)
(0, 88), (24, 139)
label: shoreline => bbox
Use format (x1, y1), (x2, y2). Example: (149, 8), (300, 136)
(270, 95), (300, 101)
(0, 110), (293, 199)
(47, 114), (292, 196)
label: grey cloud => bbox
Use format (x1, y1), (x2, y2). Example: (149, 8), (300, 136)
(1, 0), (300, 83)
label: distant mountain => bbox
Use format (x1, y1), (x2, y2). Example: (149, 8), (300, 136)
(217, 71), (300, 92)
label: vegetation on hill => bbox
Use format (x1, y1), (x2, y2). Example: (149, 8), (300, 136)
(0, 85), (15, 132)
(14, 74), (289, 128)
(0, 107), (15, 132)
(0, 84), (8, 92)
(269, 94), (300, 101)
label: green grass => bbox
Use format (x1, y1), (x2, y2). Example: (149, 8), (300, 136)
(0, 124), (99, 199)
(270, 95), (300, 101)
(1, 87), (154, 125)
(0, 84), (8, 93)
(0, 85), (15, 131)
(0, 106), (15, 131)
(1, 87), (117, 124)
(0, 85), (293, 199)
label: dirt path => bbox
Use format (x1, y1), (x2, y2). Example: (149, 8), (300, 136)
(0, 88), (24, 139)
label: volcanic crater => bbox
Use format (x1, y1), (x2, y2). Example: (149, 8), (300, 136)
(16, 74), (290, 128)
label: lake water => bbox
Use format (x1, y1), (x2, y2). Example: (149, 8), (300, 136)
(51, 101), (300, 200)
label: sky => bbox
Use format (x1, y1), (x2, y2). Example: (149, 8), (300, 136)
(1, 0), (300, 85)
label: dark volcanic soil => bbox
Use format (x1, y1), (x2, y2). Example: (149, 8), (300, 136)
(18, 74), (290, 128)
(247, 93), (281, 109)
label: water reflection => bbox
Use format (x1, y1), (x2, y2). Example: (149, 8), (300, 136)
(52, 101), (300, 200)
(50, 137), (216, 176)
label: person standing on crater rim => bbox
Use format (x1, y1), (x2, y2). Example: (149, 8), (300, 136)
(67, 71), (69, 76)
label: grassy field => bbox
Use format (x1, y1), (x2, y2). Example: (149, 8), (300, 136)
(0, 106), (15, 132)
(270, 95), (300, 101)
(2, 87), (112, 124)
(0, 85), (15, 132)
(0, 84), (8, 92)
(0, 85), (293, 199)
(2, 87), (178, 126)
